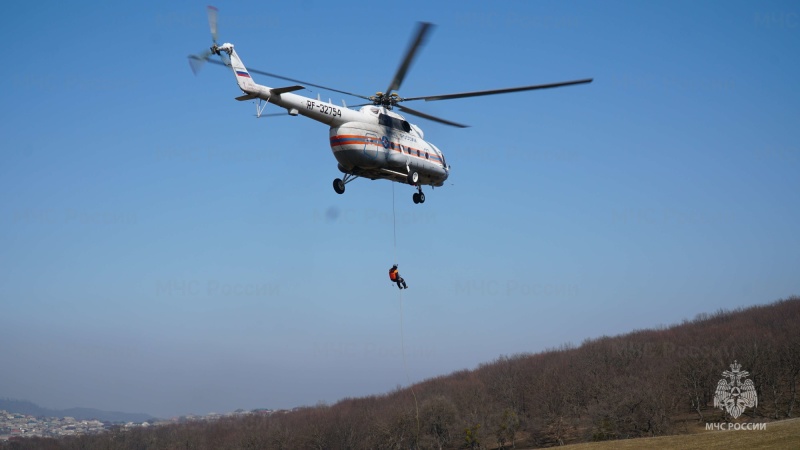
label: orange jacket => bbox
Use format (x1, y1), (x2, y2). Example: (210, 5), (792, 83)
(389, 268), (398, 281)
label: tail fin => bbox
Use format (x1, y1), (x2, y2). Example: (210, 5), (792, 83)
(221, 44), (257, 92)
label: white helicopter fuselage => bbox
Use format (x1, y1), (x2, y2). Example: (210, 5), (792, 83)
(224, 44), (449, 189)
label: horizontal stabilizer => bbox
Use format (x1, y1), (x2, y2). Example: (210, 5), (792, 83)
(235, 93), (257, 101)
(270, 85), (305, 95)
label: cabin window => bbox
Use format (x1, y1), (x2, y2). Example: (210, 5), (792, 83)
(378, 114), (412, 133)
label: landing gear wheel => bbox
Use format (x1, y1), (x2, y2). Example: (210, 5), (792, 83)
(413, 185), (426, 204)
(407, 171), (419, 185)
(333, 178), (345, 194)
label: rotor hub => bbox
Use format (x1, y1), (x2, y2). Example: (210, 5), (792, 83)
(370, 91), (402, 108)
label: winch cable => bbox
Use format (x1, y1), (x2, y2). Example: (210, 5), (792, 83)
(391, 181), (420, 438)
(392, 182), (397, 264)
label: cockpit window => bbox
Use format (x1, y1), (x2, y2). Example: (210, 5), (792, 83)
(432, 144), (445, 167)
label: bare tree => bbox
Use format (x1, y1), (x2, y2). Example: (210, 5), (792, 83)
(782, 336), (800, 418)
(419, 395), (457, 450)
(678, 355), (713, 422)
(493, 408), (520, 449)
(462, 422), (482, 450)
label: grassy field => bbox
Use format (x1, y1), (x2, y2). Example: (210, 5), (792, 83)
(547, 418), (800, 450)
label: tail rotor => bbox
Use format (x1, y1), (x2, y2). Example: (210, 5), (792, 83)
(189, 6), (221, 75)
(207, 5), (218, 45)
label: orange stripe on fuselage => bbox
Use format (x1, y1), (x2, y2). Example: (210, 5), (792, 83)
(329, 135), (443, 164)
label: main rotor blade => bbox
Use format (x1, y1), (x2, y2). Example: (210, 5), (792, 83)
(247, 66), (372, 100)
(207, 6), (219, 43)
(396, 104), (468, 128)
(188, 49), (213, 75)
(386, 22), (434, 95)
(190, 57), (372, 100)
(403, 78), (594, 102)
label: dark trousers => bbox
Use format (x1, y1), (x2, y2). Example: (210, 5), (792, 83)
(395, 277), (407, 289)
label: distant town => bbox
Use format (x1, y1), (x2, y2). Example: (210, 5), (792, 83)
(0, 409), (277, 442)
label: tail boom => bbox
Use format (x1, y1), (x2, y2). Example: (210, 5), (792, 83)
(213, 43), (363, 127)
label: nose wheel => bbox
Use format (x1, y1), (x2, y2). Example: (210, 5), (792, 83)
(412, 186), (426, 204)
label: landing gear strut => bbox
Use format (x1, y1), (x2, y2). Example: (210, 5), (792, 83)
(412, 185), (426, 204)
(408, 171), (425, 204)
(333, 173), (358, 194)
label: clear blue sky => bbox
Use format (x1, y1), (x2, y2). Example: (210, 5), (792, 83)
(1, 0), (798, 418)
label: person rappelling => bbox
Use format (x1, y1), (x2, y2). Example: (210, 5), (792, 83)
(389, 264), (408, 290)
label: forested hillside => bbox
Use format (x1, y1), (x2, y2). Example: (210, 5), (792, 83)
(6, 297), (799, 449)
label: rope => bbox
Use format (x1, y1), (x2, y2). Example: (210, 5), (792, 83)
(391, 182), (420, 441)
(399, 289), (420, 440)
(392, 181), (397, 264)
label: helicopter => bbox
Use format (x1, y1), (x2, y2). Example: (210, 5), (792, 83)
(189, 7), (592, 204)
